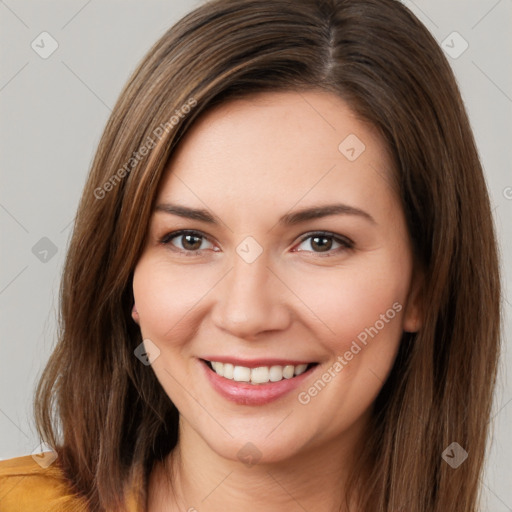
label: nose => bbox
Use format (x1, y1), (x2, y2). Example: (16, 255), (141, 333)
(210, 251), (292, 339)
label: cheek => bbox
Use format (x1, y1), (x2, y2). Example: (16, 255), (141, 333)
(289, 254), (411, 356)
(132, 257), (215, 341)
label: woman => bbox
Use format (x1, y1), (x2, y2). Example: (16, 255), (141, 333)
(0, 0), (501, 511)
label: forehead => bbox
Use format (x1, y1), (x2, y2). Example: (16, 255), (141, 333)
(156, 90), (397, 220)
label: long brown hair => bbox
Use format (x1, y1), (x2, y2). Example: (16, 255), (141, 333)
(33, 0), (501, 510)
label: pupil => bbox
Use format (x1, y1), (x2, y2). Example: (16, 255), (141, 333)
(312, 236), (331, 252)
(183, 234), (201, 250)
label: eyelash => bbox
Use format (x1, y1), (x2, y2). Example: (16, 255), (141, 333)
(158, 229), (354, 257)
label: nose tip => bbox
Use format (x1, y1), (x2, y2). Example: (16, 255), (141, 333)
(211, 258), (291, 339)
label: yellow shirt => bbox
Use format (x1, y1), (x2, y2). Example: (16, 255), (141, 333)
(0, 453), (140, 511)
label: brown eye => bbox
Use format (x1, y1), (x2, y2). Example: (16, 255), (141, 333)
(180, 234), (203, 251)
(160, 230), (215, 254)
(310, 235), (333, 252)
(295, 232), (353, 255)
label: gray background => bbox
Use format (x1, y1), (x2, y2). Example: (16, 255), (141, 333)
(0, 0), (511, 510)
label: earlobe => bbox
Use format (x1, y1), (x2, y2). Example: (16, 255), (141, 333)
(403, 307), (421, 333)
(131, 303), (140, 325)
(402, 270), (424, 333)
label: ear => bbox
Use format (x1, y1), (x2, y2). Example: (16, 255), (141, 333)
(131, 303), (140, 325)
(402, 267), (424, 333)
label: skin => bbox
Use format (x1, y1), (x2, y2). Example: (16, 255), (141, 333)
(131, 90), (423, 511)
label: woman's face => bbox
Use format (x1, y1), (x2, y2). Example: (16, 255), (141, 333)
(132, 90), (421, 465)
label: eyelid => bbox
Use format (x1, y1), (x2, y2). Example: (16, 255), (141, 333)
(159, 229), (354, 255)
(159, 229), (209, 244)
(159, 229), (216, 253)
(293, 231), (354, 254)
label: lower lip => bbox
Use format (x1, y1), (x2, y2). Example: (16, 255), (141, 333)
(200, 359), (317, 406)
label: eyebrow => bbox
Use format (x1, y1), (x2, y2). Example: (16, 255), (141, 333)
(154, 202), (376, 226)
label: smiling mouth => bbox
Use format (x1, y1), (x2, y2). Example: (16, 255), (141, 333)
(202, 359), (318, 385)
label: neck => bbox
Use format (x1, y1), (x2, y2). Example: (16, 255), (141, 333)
(148, 412), (372, 512)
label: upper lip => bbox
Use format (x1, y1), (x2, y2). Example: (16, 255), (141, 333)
(200, 357), (316, 368)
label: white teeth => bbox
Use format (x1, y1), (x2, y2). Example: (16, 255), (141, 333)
(269, 365), (283, 382)
(282, 365), (295, 379)
(251, 366), (270, 384)
(233, 365), (251, 382)
(294, 364), (308, 376)
(223, 363), (234, 379)
(208, 361), (312, 384)
(211, 361), (224, 376)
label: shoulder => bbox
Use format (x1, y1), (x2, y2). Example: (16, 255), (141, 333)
(0, 453), (88, 512)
